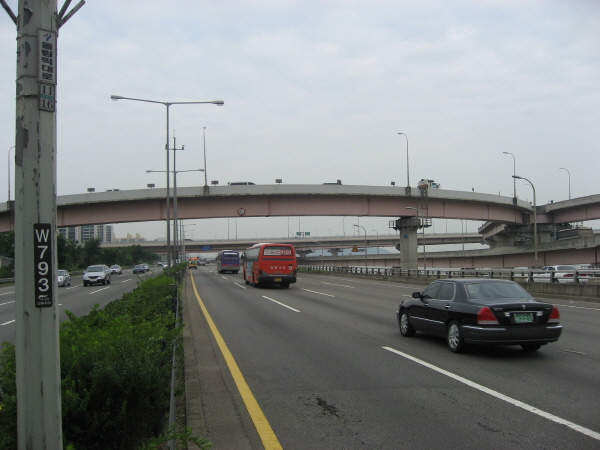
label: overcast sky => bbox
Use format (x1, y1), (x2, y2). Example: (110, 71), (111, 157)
(1, 0), (599, 245)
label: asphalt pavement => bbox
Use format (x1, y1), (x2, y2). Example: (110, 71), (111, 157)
(183, 271), (262, 449)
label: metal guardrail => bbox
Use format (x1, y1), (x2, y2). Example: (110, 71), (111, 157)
(301, 266), (600, 284)
(0, 277), (15, 283)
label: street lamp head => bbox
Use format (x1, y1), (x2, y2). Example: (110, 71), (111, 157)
(212, 100), (224, 106)
(110, 95), (123, 101)
(512, 175), (522, 180)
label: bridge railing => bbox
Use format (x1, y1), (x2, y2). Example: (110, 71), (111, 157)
(300, 265), (600, 284)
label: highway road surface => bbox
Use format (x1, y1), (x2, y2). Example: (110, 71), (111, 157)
(186, 266), (600, 449)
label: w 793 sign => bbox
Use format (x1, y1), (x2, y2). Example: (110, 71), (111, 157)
(34, 224), (53, 308)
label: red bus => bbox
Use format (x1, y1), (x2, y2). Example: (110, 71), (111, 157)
(242, 243), (297, 288)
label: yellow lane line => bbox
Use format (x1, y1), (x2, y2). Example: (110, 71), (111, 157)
(190, 274), (283, 450)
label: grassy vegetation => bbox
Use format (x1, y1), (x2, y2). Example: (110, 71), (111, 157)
(0, 266), (212, 450)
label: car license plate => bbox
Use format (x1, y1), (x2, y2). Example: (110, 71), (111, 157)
(274, 278), (282, 282)
(514, 313), (533, 323)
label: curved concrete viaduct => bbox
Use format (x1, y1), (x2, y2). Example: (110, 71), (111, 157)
(0, 184), (561, 231)
(2, 184), (598, 268)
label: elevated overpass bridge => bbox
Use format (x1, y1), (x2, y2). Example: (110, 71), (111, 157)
(2, 184), (599, 268)
(101, 232), (485, 254)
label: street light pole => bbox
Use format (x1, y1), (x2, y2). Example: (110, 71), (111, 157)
(559, 167), (571, 200)
(459, 219), (465, 254)
(111, 95), (223, 270)
(398, 132), (410, 193)
(406, 207), (427, 272)
(513, 175), (538, 265)
(353, 224), (368, 270)
(181, 223), (196, 262)
(371, 229), (379, 254)
(314, 241), (324, 266)
(503, 151), (516, 199)
(203, 127), (208, 193)
(147, 167), (204, 264)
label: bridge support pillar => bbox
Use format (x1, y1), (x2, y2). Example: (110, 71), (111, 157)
(392, 217), (421, 270)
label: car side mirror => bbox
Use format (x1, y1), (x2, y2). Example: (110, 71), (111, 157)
(412, 292), (422, 299)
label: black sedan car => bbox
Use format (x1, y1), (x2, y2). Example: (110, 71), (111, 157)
(397, 279), (562, 353)
(133, 264), (145, 274)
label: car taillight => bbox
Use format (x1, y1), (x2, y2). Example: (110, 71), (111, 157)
(477, 307), (500, 325)
(548, 306), (560, 324)
(563, 273), (574, 278)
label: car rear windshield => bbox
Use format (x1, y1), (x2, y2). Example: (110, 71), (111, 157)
(465, 282), (532, 302)
(58, 270), (66, 276)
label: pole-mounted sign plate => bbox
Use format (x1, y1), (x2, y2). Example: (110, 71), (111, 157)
(38, 29), (57, 84)
(34, 224), (53, 308)
(39, 83), (55, 112)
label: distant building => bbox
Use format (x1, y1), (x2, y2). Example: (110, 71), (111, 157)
(58, 226), (149, 244)
(58, 224), (116, 244)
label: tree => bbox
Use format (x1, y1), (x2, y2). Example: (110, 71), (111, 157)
(0, 232), (14, 259)
(82, 238), (103, 267)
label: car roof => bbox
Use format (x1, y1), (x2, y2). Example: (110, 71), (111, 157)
(430, 278), (517, 285)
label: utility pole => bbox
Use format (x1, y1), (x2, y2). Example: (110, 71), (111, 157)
(2, 1), (85, 448)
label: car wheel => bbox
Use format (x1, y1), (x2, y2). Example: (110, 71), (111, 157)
(107, 278), (111, 285)
(83, 282), (88, 286)
(521, 343), (542, 352)
(447, 321), (466, 353)
(399, 311), (416, 337)
(68, 281), (71, 286)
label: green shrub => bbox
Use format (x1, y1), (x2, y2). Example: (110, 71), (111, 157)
(0, 272), (183, 450)
(0, 342), (17, 449)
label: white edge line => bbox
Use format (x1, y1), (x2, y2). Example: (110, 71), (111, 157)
(1, 320), (15, 325)
(300, 288), (335, 297)
(382, 346), (600, 441)
(234, 283), (247, 289)
(321, 282), (355, 289)
(0, 300), (15, 306)
(560, 304), (600, 311)
(89, 287), (111, 294)
(262, 296), (300, 312)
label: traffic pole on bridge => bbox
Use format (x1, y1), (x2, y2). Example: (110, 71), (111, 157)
(4, 1), (84, 448)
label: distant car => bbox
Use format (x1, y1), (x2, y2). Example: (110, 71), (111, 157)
(188, 260), (198, 269)
(57, 269), (71, 287)
(133, 264), (145, 274)
(227, 181), (255, 185)
(110, 265), (123, 275)
(198, 260), (206, 266)
(83, 265), (111, 286)
(397, 279), (562, 353)
(532, 265), (590, 283)
(142, 263), (150, 272)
